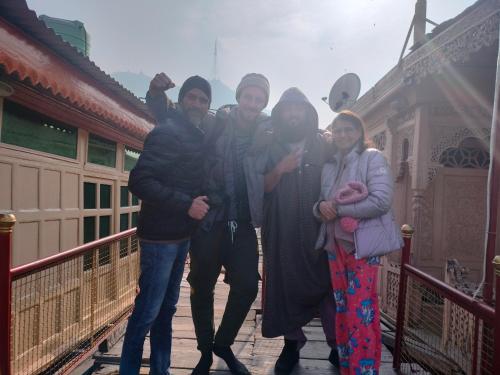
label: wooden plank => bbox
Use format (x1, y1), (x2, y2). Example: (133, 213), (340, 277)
(381, 345), (394, 363)
(174, 305), (256, 321)
(289, 359), (339, 375)
(171, 339), (254, 371)
(91, 257), (396, 375)
(300, 341), (331, 360)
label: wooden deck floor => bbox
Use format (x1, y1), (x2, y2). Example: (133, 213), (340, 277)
(89, 267), (396, 374)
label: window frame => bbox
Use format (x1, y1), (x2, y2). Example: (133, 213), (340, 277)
(0, 100), (80, 163)
(123, 146), (141, 172)
(87, 133), (118, 169)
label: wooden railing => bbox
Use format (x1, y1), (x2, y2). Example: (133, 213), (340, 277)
(0, 212), (140, 375)
(393, 225), (499, 374)
(2, 212), (499, 374)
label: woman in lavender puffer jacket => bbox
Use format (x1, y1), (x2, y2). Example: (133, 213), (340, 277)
(313, 110), (395, 375)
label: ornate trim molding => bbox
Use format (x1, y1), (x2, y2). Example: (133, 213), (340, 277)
(404, 9), (500, 82)
(431, 104), (492, 119)
(430, 127), (490, 163)
(352, 2), (500, 115)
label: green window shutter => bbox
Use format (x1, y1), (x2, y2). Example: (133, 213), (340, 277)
(124, 147), (140, 171)
(120, 213), (129, 231)
(84, 182), (96, 209)
(83, 216), (96, 271)
(131, 211), (139, 227)
(99, 215), (111, 238)
(100, 184), (111, 209)
(98, 215), (111, 266)
(83, 216), (96, 244)
(119, 213), (130, 257)
(132, 194), (139, 206)
(120, 186), (129, 207)
(88, 134), (116, 167)
(1, 100), (77, 158)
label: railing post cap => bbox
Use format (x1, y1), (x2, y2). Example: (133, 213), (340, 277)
(0, 211), (16, 233)
(493, 256), (500, 275)
(401, 224), (415, 237)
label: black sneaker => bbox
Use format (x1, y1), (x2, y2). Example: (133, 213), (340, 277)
(274, 339), (299, 374)
(328, 348), (340, 368)
(191, 351), (213, 375)
(213, 345), (251, 375)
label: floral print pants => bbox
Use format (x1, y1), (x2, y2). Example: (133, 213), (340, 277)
(328, 245), (381, 375)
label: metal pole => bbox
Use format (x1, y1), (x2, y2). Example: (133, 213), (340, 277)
(398, 16), (415, 66)
(493, 256), (500, 371)
(393, 224), (414, 372)
(0, 212), (16, 375)
(483, 26), (500, 305)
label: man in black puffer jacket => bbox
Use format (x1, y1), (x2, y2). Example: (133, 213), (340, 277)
(120, 76), (213, 375)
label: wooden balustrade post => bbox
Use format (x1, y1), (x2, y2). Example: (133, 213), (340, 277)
(0, 212), (16, 375)
(393, 224), (414, 372)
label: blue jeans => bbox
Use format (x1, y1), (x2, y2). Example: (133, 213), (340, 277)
(120, 240), (190, 375)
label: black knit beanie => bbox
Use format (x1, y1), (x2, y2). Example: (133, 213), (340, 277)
(178, 75), (212, 105)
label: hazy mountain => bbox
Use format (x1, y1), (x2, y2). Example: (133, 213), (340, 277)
(111, 71), (236, 110)
(209, 79), (236, 109)
(111, 71), (152, 100)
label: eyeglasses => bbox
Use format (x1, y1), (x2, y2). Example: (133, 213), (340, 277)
(332, 126), (356, 135)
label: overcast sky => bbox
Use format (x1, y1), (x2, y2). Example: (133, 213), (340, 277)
(27, 0), (476, 127)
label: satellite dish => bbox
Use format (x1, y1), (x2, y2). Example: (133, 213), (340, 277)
(328, 73), (361, 112)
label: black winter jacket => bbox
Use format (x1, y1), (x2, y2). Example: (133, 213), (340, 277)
(129, 108), (206, 241)
(144, 92), (268, 231)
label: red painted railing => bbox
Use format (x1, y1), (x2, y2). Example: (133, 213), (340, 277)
(3, 212), (500, 374)
(10, 228), (137, 278)
(393, 225), (499, 374)
(0, 211), (139, 375)
(0, 212), (16, 375)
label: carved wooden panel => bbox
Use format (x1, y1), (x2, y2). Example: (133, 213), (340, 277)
(430, 127), (489, 164)
(441, 173), (487, 261)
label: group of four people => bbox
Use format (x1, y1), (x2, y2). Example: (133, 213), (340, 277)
(118, 72), (396, 375)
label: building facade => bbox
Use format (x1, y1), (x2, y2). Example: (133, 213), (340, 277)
(0, 3), (155, 372)
(0, 1), (154, 267)
(352, 0), (500, 289)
